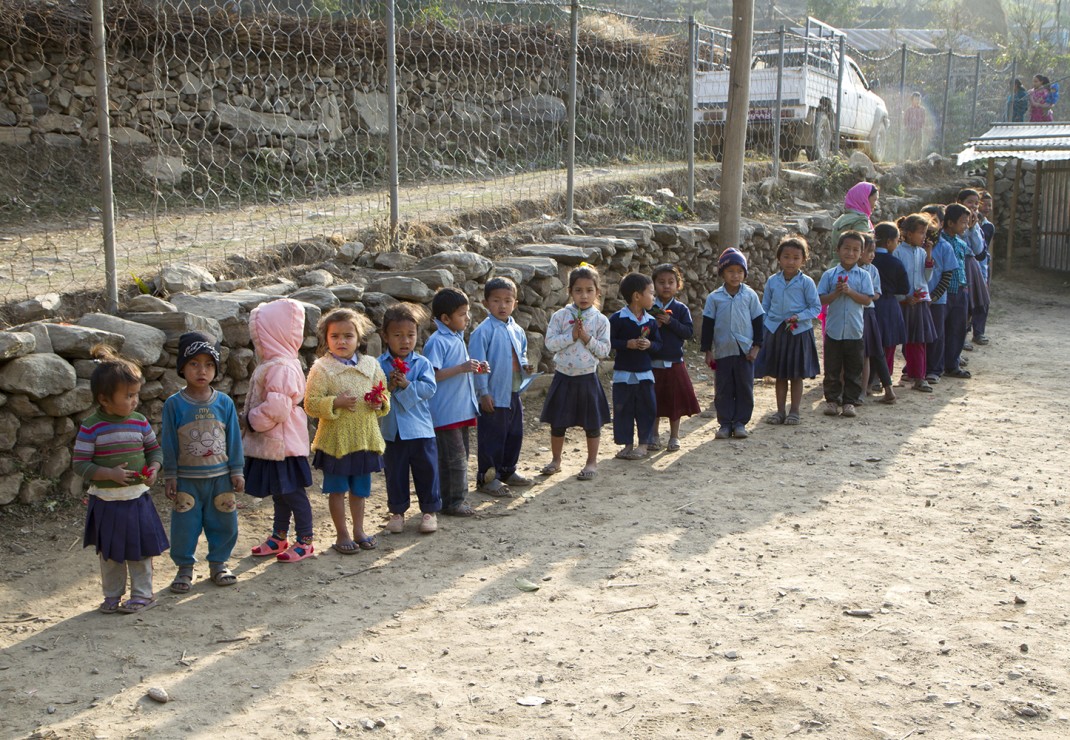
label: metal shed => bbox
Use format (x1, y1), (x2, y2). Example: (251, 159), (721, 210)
(957, 123), (1070, 272)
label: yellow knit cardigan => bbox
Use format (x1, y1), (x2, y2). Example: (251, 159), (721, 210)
(305, 354), (391, 458)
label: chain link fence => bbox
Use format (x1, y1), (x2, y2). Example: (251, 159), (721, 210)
(0, 1), (1055, 312)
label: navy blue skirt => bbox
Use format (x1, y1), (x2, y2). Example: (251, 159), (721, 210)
(754, 325), (820, 380)
(83, 493), (169, 563)
(313, 449), (385, 476)
(874, 295), (906, 347)
(540, 371), (611, 430)
(965, 256), (990, 313)
(245, 456), (313, 498)
(901, 301), (938, 343)
(863, 308), (884, 357)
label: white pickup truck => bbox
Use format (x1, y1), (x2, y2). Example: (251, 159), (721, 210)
(694, 30), (889, 162)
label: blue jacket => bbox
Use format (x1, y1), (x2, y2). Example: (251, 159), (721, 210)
(377, 351), (436, 441)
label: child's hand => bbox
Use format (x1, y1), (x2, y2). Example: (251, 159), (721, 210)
(704, 350), (715, 366)
(576, 323), (591, 343)
(460, 359), (482, 374)
(655, 312), (671, 326)
(745, 346), (760, 362)
(333, 391), (359, 411)
(144, 463), (160, 485)
(635, 338), (651, 351)
(479, 394), (495, 414)
(165, 478), (177, 500)
(107, 463), (138, 486)
(231, 474), (245, 493)
(391, 370), (410, 390)
(365, 398), (383, 411)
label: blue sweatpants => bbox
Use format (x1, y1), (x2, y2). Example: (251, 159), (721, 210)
(714, 354), (755, 427)
(944, 289), (969, 372)
(384, 437), (442, 515)
(477, 392), (524, 485)
(927, 302), (948, 377)
(612, 380), (656, 446)
(170, 476), (239, 567)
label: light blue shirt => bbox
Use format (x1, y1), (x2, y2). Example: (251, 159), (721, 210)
(926, 236), (958, 304)
(702, 284), (764, 359)
(423, 320), (479, 428)
(862, 263), (882, 305)
(611, 307), (655, 384)
(377, 351), (436, 441)
(469, 315), (527, 408)
(761, 272), (821, 335)
(894, 244), (932, 295)
(817, 264), (874, 341)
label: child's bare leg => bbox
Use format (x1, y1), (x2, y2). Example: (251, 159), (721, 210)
(348, 496), (367, 542)
(775, 378), (788, 414)
(861, 357), (871, 394)
(669, 418), (681, 439)
(549, 435), (564, 468)
(789, 378), (804, 414)
(328, 493), (351, 545)
(580, 436), (600, 475)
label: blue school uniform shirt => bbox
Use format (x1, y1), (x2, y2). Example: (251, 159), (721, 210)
(894, 243), (931, 295)
(377, 351), (436, 441)
(927, 235), (959, 304)
(862, 263), (882, 306)
(609, 307), (659, 383)
(702, 284), (764, 359)
(423, 320), (479, 428)
(761, 271), (821, 335)
(817, 264), (874, 341)
(469, 314), (527, 408)
(650, 297), (694, 367)
(161, 388), (244, 480)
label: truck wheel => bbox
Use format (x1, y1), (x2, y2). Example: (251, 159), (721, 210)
(809, 110), (832, 161)
(867, 120), (889, 162)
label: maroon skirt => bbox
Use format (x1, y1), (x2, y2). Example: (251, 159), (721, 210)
(652, 363), (701, 420)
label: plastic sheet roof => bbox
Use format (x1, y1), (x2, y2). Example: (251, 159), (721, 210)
(834, 28), (999, 53)
(956, 124), (1070, 164)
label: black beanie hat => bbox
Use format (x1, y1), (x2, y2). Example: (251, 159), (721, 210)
(177, 332), (221, 375)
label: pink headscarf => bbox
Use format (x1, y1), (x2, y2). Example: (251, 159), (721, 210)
(843, 181), (877, 221)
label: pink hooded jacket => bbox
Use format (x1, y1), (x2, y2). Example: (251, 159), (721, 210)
(242, 299), (310, 461)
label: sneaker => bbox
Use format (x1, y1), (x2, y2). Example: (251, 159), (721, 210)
(732, 424), (748, 439)
(974, 334), (990, 345)
(419, 513), (438, 534)
(714, 426), (731, 439)
(823, 401), (840, 416)
(504, 472), (534, 488)
(386, 514), (404, 533)
(841, 404), (857, 418)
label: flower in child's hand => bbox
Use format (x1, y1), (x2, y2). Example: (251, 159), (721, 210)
(787, 318), (799, 331)
(707, 358), (717, 371)
(475, 361), (490, 374)
(837, 275), (848, 283)
(392, 356), (410, 375)
(639, 326), (650, 338)
(139, 465), (152, 481)
(364, 380), (386, 405)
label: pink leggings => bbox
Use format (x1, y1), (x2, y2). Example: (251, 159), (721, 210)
(901, 343), (927, 380)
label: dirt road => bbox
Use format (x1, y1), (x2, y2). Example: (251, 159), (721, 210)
(2, 274), (1069, 738)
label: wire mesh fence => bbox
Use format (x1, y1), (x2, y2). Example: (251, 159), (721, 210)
(0, 1), (1057, 312)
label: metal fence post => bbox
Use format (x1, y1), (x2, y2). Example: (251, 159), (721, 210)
(1007, 58), (1018, 121)
(940, 49), (952, 155)
(897, 43), (907, 162)
(565, 0), (579, 223)
(834, 34), (845, 154)
(772, 25), (785, 179)
(969, 53), (981, 137)
(686, 15), (696, 210)
(91, 0), (117, 313)
(385, 0), (399, 240)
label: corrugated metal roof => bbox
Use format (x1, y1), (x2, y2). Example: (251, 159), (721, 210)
(956, 123), (1070, 164)
(837, 28), (999, 53)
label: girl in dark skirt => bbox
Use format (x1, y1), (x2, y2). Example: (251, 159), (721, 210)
(871, 222), (909, 379)
(859, 236), (897, 404)
(540, 265), (612, 481)
(73, 345), (169, 614)
(755, 236), (822, 425)
(649, 264), (701, 451)
(894, 214), (940, 392)
(243, 299), (316, 562)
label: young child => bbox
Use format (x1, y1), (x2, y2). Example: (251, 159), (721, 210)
(305, 308), (390, 554)
(423, 288), (481, 517)
(701, 248), (764, 439)
(609, 272), (661, 458)
(243, 298), (314, 563)
(894, 213), (938, 392)
(870, 222), (910, 381)
(755, 237), (821, 425)
(162, 332), (244, 592)
(649, 263), (700, 451)
(378, 303), (441, 535)
(973, 191), (994, 344)
(958, 188), (991, 351)
(859, 235), (897, 404)
(470, 276), (534, 497)
(540, 264), (612, 480)
(818, 233), (874, 418)
(904, 92), (926, 161)
(928, 203), (971, 381)
(74, 345), (168, 614)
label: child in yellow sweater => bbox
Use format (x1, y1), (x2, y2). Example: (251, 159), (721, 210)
(305, 308), (391, 553)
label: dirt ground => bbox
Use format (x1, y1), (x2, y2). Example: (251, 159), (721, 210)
(2, 272), (1070, 739)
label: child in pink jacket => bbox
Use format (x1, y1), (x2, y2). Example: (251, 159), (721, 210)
(242, 299), (315, 562)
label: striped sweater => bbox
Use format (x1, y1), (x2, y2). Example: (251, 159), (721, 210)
(72, 410), (163, 487)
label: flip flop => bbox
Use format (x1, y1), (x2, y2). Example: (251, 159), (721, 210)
(767, 411), (786, 425)
(614, 449), (646, 461)
(667, 438), (681, 451)
(118, 597), (157, 614)
(357, 536), (377, 551)
(99, 596), (121, 614)
(646, 440), (664, 451)
(332, 540), (359, 555)
(784, 412), (801, 425)
(170, 569), (193, 594)
(576, 469), (597, 481)
(539, 462), (561, 476)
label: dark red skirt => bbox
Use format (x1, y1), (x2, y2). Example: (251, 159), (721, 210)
(652, 363), (701, 420)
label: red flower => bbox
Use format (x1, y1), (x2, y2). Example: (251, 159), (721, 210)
(787, 319), (799, 331)
(639, 326), (650, 338)
(364, 380), (386, 405)
(140, 465), (152, 480)
(392, 356), (410, 375)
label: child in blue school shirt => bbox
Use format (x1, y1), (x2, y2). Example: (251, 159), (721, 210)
(701, 248), (764, 440)
(378, 303), (441, 536)
(423, 288), (482, 517)
(817, 231), (875, 418)
(469, 277), (534, 497)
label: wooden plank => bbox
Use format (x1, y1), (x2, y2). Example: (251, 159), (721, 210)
(1031, 161), (1041, 268)
(1008, 162), (1021, 272)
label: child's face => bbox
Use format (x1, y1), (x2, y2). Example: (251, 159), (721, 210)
(326, 320), (359, 359)
(631, 282), (655, 310)
(570, 277), (598, 310)
(182, 354), (217, 392)
(721, 264), (745, 289)
(441, 304), (470, 333)
(385, 319), (418, 358)
(778, 246), (805, 276)
(859, 244), (875, 265)
(99, 381), (141, 417)
(947, 214), (970, 236)
(905, 225), (927, 247)
(911, 95), (921, 107)
(838, 238), (863, 269)
(653, 272), (678, 302)
(961, 194), (979, 213)
(484, 288), (517, 322)
(979, 197), (992, 217)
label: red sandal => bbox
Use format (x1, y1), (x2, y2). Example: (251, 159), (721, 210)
(276, 541), (315, 562)
(251, 534), (289, 557)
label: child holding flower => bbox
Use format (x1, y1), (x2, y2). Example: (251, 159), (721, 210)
(609, 272), (662, 460)
(649, 263), (700, 451)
